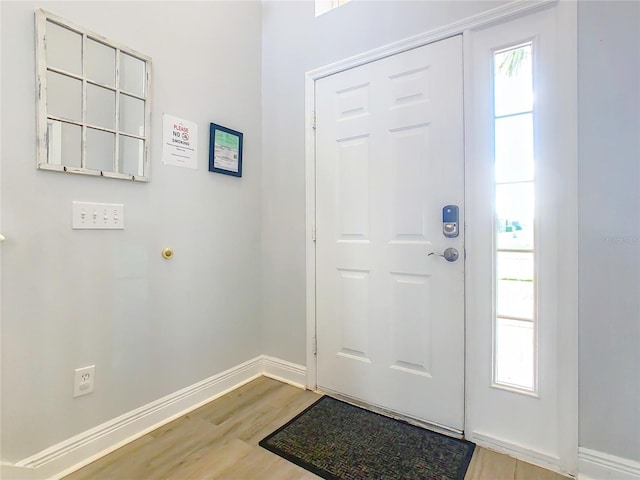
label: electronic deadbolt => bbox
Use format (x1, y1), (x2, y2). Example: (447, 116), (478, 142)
(442, 205), (459, 238)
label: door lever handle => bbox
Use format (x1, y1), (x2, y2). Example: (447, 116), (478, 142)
(428, 247), (459, 262)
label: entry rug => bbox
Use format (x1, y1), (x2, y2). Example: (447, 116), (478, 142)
(259, 396), (475, 480)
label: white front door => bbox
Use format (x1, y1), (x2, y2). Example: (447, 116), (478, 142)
(315, 36), (465, 431)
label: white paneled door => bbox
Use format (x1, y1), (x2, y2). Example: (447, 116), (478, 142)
(315, 36), (465, 431)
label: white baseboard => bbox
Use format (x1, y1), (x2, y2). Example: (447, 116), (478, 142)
(469, 431), (564, 475)
(579, 448), (640, 480)
(261, 355), (307, 389)
(2, 355), (307, 480)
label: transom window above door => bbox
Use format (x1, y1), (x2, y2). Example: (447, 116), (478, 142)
(315, 0), (352, 17)
(35, 10), (151, 181)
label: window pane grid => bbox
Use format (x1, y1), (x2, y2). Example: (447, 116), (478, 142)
(492, 42), (536, 393)
(119, 131), (146, 141)
(48, 40), (148, 173)
(46, 66), (83, 81)
(85, 79), (116, 92)
(38, 10), (150, 180)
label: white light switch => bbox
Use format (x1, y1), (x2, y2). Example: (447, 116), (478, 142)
(72, 202), (124, 229)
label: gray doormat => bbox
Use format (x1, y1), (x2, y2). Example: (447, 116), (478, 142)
(259, 396), (475, 480)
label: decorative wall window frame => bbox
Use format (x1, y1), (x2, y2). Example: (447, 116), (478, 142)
(35, 9), (152, 182)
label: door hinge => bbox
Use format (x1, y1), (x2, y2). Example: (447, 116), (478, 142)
(312, 226), (317, 242)
(313, 336), (317, 355)
(311, 111), (316, 130)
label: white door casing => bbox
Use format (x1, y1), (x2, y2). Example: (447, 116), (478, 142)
(315, 36), (465, 431)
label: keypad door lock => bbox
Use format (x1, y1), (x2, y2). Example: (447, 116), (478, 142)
(442, 205), (459, 238)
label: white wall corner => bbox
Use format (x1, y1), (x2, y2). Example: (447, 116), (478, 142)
(260, 355), (308, 389)
(579, 448), (640, 480)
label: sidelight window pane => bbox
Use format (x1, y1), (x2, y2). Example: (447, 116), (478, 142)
(495, 318), (535, 390)
(495, 114), (534, 183)
(497, 252), (534, 319)
(496, 183), (534, 251)
(494, 44), (532, 117)
(493, 42), (536, 393)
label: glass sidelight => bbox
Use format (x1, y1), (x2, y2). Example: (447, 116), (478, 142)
(492, 43), (536, 392)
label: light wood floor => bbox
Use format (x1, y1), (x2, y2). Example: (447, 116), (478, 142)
(64, 376), (568, 480)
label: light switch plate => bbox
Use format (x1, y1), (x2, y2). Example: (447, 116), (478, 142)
(72, 202), (124, 229)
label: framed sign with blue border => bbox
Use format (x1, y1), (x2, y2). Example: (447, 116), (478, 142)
(209, 123), (243, 177)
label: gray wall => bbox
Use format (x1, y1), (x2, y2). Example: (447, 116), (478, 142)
(261, 0), (640, 463)
(1, 1), (262, 462)
(578, 0), (640, 462)
(260, 0), (507, 365)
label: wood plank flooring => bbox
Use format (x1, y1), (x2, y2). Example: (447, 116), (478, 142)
(64, 376), (568, 480)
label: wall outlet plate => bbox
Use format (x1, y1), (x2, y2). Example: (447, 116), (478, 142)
(73, 365), (95, 397)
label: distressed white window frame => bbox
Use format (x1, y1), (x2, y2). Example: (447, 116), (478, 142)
(35, 9), (152, 182)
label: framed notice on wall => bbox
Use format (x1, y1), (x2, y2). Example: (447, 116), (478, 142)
(209, 123), (243, 177)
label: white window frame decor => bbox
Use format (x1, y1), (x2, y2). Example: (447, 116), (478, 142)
(35, 9), (152, 182)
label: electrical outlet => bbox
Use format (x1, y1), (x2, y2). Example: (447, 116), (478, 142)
(73, 365), (95, 397)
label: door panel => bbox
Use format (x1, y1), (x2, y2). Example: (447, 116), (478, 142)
(315, 36), (465, 431)
(390, 273), (432, 376)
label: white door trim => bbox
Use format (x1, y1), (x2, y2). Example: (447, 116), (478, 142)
(553, 5), (579, 473)
(304, 0), (577, 473)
